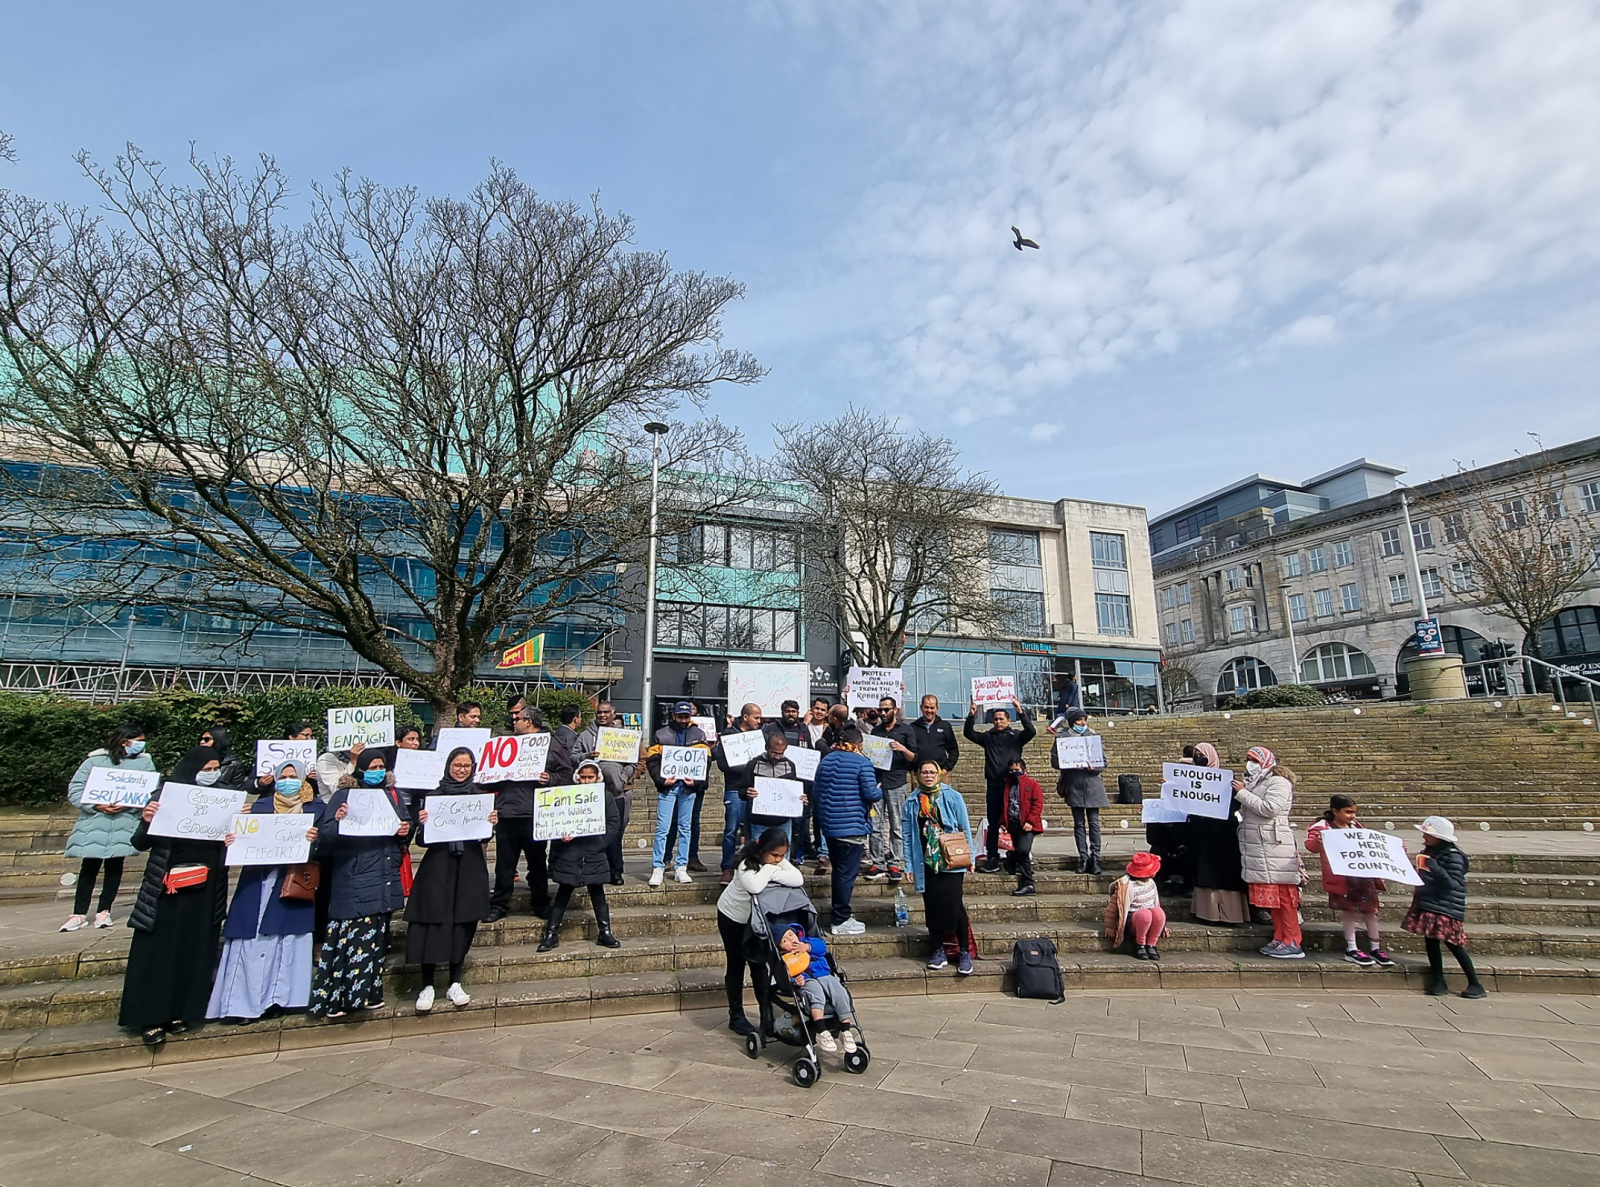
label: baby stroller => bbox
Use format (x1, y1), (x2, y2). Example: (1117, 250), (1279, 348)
(744, 883), (872, 1087)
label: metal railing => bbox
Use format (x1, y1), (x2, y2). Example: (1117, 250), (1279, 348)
(1461, 655), (1600, 732)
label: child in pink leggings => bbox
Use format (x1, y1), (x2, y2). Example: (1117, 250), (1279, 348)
(1105, 851), (1167, 961)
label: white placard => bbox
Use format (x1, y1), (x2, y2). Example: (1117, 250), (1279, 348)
(846, 666), (905, 710)
(393, 748), (448, 789)
(326, 704), (395, 750)
(860, 733), (893, 771)
(254, 739), (318, 779)
(226, 812), (313, 866)
(434, 728), (492, 760)
(474, 733), (550, 785)
(1142, 799), (1190, 824)
(971, 674), (1016, 708)
(596, 727), (642, 764)
(1159, 761), (1233, 820)
(659, 745), (709, 782)
(718, 729), (767, 768)
(532, 783), (608, 841)
(341, 788), (403, 837)
(690, 716), (717, 740)
(752, 776), (805, 817)
(787, 746), (821, 782)
(81, 766), (161, 808)
(423, 793), (494, 843)
(1054, 735), (1106, 769)
(729, 660), (811, 717)
(1322, 828), (1424, 886)
(148, 785), (248, 842)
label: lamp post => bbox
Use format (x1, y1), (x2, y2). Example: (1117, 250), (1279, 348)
(639, 422), (670, 731)
(1281, 587), (1299, 685)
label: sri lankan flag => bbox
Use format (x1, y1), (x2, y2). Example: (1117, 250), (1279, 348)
(495, 634), (545, 669)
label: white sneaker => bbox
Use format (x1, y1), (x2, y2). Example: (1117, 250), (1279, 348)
(446, 982), (471, 1007)
(92, 911), (113, 928)
(815, 1030), (838, 1053)
(59, 915), (88, 933)
(648, 867), (665, 888)
(831, 918), (866, 936)
(841, 1029), (858, 1054)
(415, 986), (435, 1013)
(674, 867), (693, 883)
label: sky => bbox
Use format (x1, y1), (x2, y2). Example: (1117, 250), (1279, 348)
(3, 0), (1599, 517)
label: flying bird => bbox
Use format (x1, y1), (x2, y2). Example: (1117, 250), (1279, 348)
(1011, 226), (1040, 251)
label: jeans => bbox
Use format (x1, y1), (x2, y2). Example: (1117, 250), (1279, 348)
(720, 790), (750, 871)
(491, 817), (549, 912)
(653, 786), (697, 868)
(605, 789), (633, 878)
(1005, 820), (1035, 887)
(825, 837), (865, 926)
(983, 778), (1006, 863)
(663, 786), (705, 865)
(749, 816), (793, 846)
(1071, 805), (1102, 862)
(870, 784), (907, 867)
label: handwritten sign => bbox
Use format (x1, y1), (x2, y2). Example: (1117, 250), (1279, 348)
(148, 785), (248, 842)
(752, 776), (805, 817)
(860, 733), (893, 771)
(226, 812), (313, 866)
(1322, 828), (1424, 886)
(532, 783), (608, 841)
(1054, 735), (1106, 770)
(659, 745), (709, 782)
(718, 729), (766, 768)
(690, 716), (716, 740)
(1142, 799), (1190, 824)
(846, 666), (905, 710)
(729, 660), (810, 717)
(393, 748), (448, 789)
(971, 674), (1016, 708)
(596, 727), (642, 764)
(474, 733), (550, 785)
(787, 746), (821, 782)
(433, 727), (491, 760)
(81, 767), (161, 808)
(341, 789), (402, 837)
(1159, 762), (1233, 820)
(255, 739), (317, 779)
(326, 704), (395, 750)
(423, 793), (494, 843)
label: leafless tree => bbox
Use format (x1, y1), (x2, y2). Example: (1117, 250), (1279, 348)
(0, 131), (15, 164)
(772, 407), (1015, 668)
(0, 148), (761, 716)
(1160, 657), (1202, 707)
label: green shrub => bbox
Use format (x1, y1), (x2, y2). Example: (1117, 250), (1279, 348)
(459, 684), (595, 732)
(1242, 685), (1326, 709)
(238, 686), (424, 751)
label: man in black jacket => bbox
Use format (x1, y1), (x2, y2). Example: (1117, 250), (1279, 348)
(714, 702), (765, 883)
(487, 707), (553, 921)
(963, 698), (1037, 873)
(577, 700), (642, 886)
(763, 700), (815, 863)
(907, 695), (960, 774)
(549, 705), (584, 786)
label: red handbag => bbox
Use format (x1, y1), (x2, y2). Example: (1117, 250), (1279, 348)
(163, 864), (209, 894)
(399, 848), (415, 896)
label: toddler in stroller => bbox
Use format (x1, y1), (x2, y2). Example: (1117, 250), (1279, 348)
(779, 925), (858, 1054)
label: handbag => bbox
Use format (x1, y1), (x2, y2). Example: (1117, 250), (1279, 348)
(279, 862), (322, 902)
(163, 864), (209, 894)
(937, 830), (973, 872)
(399, 848), (415, 896)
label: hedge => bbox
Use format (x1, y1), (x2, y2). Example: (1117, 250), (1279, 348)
(1217, 684), (1328, 711)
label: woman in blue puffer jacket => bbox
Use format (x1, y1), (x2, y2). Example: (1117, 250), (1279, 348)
(811, 728), (882, 936)
(61, 724), (158, 933)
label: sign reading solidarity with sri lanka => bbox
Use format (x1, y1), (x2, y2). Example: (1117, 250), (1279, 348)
(1321, 828), (1424, 886)
(80, 766), (162, 808)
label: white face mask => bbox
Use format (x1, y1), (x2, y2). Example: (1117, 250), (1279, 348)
(1245, 761), (1262, 778)
(194, 769), (222, 786)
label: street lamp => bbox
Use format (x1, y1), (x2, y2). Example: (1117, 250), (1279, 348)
(639, 422), (670, 730)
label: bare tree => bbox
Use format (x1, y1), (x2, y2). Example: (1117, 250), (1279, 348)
(0, 148), (761, 716)
(773, 408), (1014, 668)
(1160, 657), (1202, 707)
(0, 131), (15, 164)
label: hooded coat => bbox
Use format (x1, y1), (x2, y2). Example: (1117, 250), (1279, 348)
(1234, 762), (1299, 886)
(65, 747), (158, 859)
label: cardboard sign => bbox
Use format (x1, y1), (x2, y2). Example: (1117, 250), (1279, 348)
(846, 666), (905, 710)
(1322, 828), (1424, 886)
(1141, 799), (1190, 824)
(148, 785), (248, 842)
(433, 727), (491, 760)
(787, 746), (821, 782)
(226, 812), (313, 866)
(474, 733), (550, 785)
(423, 793), (494, 843)
(340, 788), (403, 837)
(971, 674), (1016, 708)
(729, 660), (811, 717)
(1159, 762), (1233, 820)
(596, 727), (642, 764)
(81, 766), (161, 808)
(1054, 735), (1106, 770)
(860, 733), (893, 771)
(718, 729), (766, 768)
(532, 783), (608, 841)
(255, 739), (317, 779)
(393, 748), (448, 789)
(659, 745), (709, 782)
(752, 775), (805, 818)
(326, 704), (395, 750)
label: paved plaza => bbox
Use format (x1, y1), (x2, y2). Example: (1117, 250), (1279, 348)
(2, 988), (1599, 1187)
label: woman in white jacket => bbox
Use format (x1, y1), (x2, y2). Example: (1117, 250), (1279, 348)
(715, 826), (804, 1038)
(1233, 746), (1303, 959)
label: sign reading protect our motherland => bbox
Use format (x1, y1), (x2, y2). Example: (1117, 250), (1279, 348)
(149, 785), (248, 842)
(1321, 828), (1425, 886)
(326, 704), (395, 750)
(728, 660), (811, 717)
(474, 733), (551, 784)
(226, 813), (313, 866)
(80, 766), (162, 808)
(846, 666), (905, 710)
(1159, 761), (1233, 820)
(532, 783), (607, 841)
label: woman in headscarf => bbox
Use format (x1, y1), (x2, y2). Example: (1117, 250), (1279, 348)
(119, 746), (233, 1046)
(309, 749), (410, 1018)
(406, 747), (497, 1013)
(537, 761), (623, 952)
(1187, 743), (1249, 926)
(206, 761), (323, 1022)
(1233, 746), (1303, 958)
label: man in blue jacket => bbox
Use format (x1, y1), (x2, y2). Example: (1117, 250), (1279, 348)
(811, 726), (882, 935)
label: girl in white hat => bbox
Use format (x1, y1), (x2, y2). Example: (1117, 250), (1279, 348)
(1402, 816), (1487, 999)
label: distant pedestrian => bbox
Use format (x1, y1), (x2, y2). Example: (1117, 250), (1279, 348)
(61, 724), (156, 933)
(1404, 816), (1487, 999)
(1233, 746), (1303, 959)
(1306, 795), (1393, 968)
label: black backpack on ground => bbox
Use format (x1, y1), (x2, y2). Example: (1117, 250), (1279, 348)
(1011, 938), (1065, 1004)
(1117, 773), (1143, 804)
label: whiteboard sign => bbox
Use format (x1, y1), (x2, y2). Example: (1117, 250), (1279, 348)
(226, 812), (313, 866)
(81, 766), (161, 808)
(532, 783), (608, 841)
(393, 748), (448, 789)
(786, 746), (820, 782)
(341, 788), (403, 837)
(1054, 735), (1106, 769)
(423, 793), (494, 843)
(474, 733), (550, 785)
(326, 704), (395, 750)
(1322, 828), (1424, 886)
(255, 739), (317, 779)
(433, 728), (491, 759)
(846, 666), (905, 710)
(659, 745), (708, 782)
(729, 660), (811, 717)
(752, 776), (805, 817)
(860, 733), (893, 771)
(718, 729), (766, 768)
(971, 675), (1016, 708)
(1142, 799), (1190, 824)
(596, 727), (642, 764)
(148, 785), (248, 842)
(1159, 761), (1233, 820)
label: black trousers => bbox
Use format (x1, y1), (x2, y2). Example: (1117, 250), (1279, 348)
(605, 790), (633, 878)
(1006, 820), (1035, 887)
(983, 778), (1006, 863)
(716, 909), (771, 1016)
(73, 856), (124, 916)
(491, 817), (549, 912)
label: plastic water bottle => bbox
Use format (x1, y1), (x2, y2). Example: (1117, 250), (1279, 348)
(894, 887), (910, 928)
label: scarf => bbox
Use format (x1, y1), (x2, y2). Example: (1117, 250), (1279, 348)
(1192, 743), (1220, 768)
(1244, 745), (1277, 791)
(270, 760), (313, 813)
(918, 789), (947, 873)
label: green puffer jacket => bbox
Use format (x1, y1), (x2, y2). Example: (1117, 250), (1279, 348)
(64, 749), (158, 860)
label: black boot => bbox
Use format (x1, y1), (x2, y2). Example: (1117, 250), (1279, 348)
(759, 997), (779, 1039)
(728, 1010), (756, 1036)
(537, 906), (565, 952)
(594, 899), (621, 949)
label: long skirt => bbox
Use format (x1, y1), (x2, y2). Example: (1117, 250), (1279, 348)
(406, 920), (477, 966)
(922, 870), (976, 958)
(310, 914), (390, 1016)
(207, 890), (313, 1020)
(119, 889), (222, 1031)
(1192, 887), (1249, 925)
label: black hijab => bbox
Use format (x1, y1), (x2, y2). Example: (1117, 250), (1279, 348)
(205, 725), (231, 758)
(169, 745), (220, 785)
(436, 747), (478, 795)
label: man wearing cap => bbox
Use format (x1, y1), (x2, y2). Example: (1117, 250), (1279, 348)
(645, 702), (712, 887)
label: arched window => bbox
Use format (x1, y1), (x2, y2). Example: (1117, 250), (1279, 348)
(1300, 642), (1377, 684)
(1535, 605), (1600, 660)
(1216, 656), (1277, 696)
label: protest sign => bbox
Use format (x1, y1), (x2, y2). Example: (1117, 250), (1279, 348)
(1142, 798), (1190, 824)
(752, 776), (805, 817)
(659, 745), (709, 782)
(149, 785), (247, 842)
(717, 729), (766, 768)
(433, 728), (491, 761)
(474, 733), (550, 785)
(1158, 761), (1233, 820)
(729, 660), (811, 717)
(971, 674), (1016, 708)
(326, 704), (395, 750)
(596, 727), (642, 764)
(786, 746), (821, 782)
(423, 793), (494, 843)
(846, 666), (905, 710)
(532, 783), (608, 841)
(1321, 828), (1424, 886)
(393, 748), (448, 789)
(340, 788), (403, 837)
(861, 733), (893, 771)
(1054, 735), (1106, 769)
(254, 739), (317, 779)
(226, 812), (313, 866)
(80, 766), (161, 808)
(690, 716), (717, 740)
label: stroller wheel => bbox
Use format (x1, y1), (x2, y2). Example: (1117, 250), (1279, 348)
(744, 1032), (761, 1059)
(793, 1058), (819, 1088)
(844, 1046), (870, 1074)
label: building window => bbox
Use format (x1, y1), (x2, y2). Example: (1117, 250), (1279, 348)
(1176, 582), (1192, 605)
(1160, 586), (1175, 611)
(1340, 582), (1362, 612)
(1228, 604), (1257, 634)
(1287, 592), (1308, 622)
(1449, 560), (1475, 592)
(1090, 531), (1131, 636)
(656, 602), (800, 653)
(680, 523), (799, 572)
(1412, 519), (1434, 550)
(1090, 532), (1127, 569)
(1580, 480), (1600, 514)
(1307, 546), (1327, 573)
(1165, 622), (1179, 646)
(1443, 512), (1467, 543)
(1379, 528), (1403, 557)
(1281, 553), (1301, 578)
(1179, 618), (1195, 644)
(1313, 588), (1334, 617)
(989, 528), (1042, 567)
(1388, 573), (1411, 604)
(1333, 540), (1354, 567)
(1095, 593), (1133, 635)
(1217, 656), (1276, 696)
(1300, 642), (1378, 684)
(1544, 491), (1567, 521)
(1225, 567), (1242, 591)
(1420, 567), (1444, 601)
(989, 528), (1045, 635)
(1173, 505), (1220, 544)
(997, 590), (1047, 635)
(1538, 606), (1600, 660)
(1501, 498), (1528, 529)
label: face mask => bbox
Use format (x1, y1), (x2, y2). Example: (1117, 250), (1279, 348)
(126, 740), (146, 756)
(194, 769), (221, 786)
(362, 768), (386, 786)
(1245, 761), (1262, 777)
(1072, 724), (1090, 735)
(276, 778), (301, 795)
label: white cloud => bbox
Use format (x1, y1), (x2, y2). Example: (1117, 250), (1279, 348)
(1029, 421), (1063, 442)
